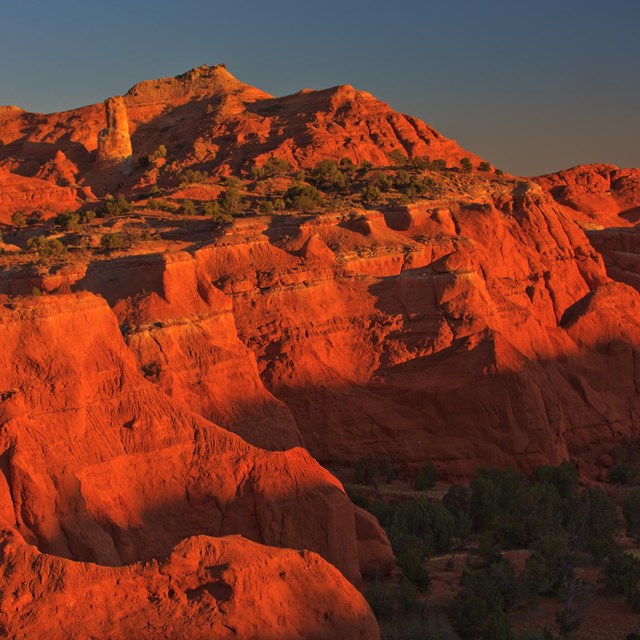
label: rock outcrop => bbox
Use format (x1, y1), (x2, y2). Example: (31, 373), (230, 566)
(1, 64), (640, 637)
(0, 292), (392, 586)
(0, 65), (483, 219)
(96, 95), (133, 172)
(0, 531), (379, 639)
(3, 178), (638, 480)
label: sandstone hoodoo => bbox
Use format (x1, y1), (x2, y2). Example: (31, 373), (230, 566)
(0, 63), (639, 639)
(97, 95), (134, 171)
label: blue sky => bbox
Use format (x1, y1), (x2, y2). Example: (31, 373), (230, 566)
(1, 0), (638, 175)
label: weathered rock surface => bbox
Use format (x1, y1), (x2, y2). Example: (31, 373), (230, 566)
(4, 176), (638, 480)
(1, 65), (640, 638)
(0, 531), (379, 640)
(0, 65), (482, 218)
(0, 292), (391, 586)
(96, 95), (133, 169)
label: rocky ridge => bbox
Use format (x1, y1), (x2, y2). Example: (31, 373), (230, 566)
(1, 65), (639, 639)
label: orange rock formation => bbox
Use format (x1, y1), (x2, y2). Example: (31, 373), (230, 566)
(97, 95), (133, 168)
(1, 65), (639, 638)
(0, 65), (482, 216)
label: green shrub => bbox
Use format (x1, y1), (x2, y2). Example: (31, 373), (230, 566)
(443, 485), (473, 547)
(361, 183), (382, 205)
(460, 158), (473, 173)
(100, 232), (125, 252)
(310, 160), (349, 192)
(566, 487), (618, 559)
(54, 211), (80, 231)
(339, 157), (357, 179)
(478, 161), (492, 172)
(217, 184), (244, 215)
(609, 462), (638, 485)
(255, 156), (291, 179)
(519, 534), (575, 598)
(179, 198), (198, 216)
(79, 210), (96, 224)
(415, 461), (438, 490)
(11, 211), (26, 227)
(102, 196), (134, 216)
(146, 198), (177, 213)
(259, 200), (274, 214)
(284, 184), (323, 210)
(178, 169), (209, 185)
(365, 579), (396, 620)
(603, 549), (640, 594)
(623, 488), (640, 535)
(150, 144), (167, 160)
(140, 144), (167, 166)
(451, 555), (517, 640)
(533, 461), (578, 499)
(397, 548), (431, 591)
(353, 456), (395, 486)
(410, 156), (433, 171)
(211, 211), (233, 225)
(367, 171), (393, 192)
(397, 577), (420, 614)
(393, 171), (439, 199)
(201, 201), (220, 217)
(391, 498), (454, 555)
(388, 149), (408, 166)
(26, 235), (66, 260)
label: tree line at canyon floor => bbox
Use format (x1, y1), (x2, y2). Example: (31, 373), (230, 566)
(344, 453), (640, 640)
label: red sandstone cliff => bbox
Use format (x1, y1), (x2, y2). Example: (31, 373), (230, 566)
(1, 65), (640, 638)
(0, 531), (379, 639)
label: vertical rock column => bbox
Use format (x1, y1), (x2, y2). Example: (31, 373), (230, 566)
(97, 96), (133, 174)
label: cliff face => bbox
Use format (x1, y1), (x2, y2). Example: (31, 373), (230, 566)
(1, 66), (640, 638)
(0, 531), (379, 640)
(0, 292), (393, 586)
(180, 189), (638, 479)
(4, 175), (637, 481)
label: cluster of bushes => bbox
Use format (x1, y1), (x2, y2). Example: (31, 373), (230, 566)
(608, 441), (640, 486)
(102, 196), (134, 217)
(604, 549), (640, 611)
(217, 176), (245, 215)
(100, 232), (126, 252)
(26, 235), (66, 260)
(389, 152), (448, 173)
(145, 198), (178, 213)
(283, 183), (323, 211)
(53, 209), (96, 231)
(144, 192), (238, 222)
(309, 158), (357, 193)
(251, 156), (291, 179)
(178, 169), (209, 185)
(392, 170), (441, 200)
(356, 461), (640, 639)
(99, 227), (153, 253)
(10, 211), (42, 227)
(353, 456), (397, 487)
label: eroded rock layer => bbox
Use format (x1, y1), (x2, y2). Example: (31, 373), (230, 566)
(0, 292), (393, 586)
(0, 531), (379, 640)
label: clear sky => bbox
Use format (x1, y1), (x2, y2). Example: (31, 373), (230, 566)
(2, 0), (638, 175)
